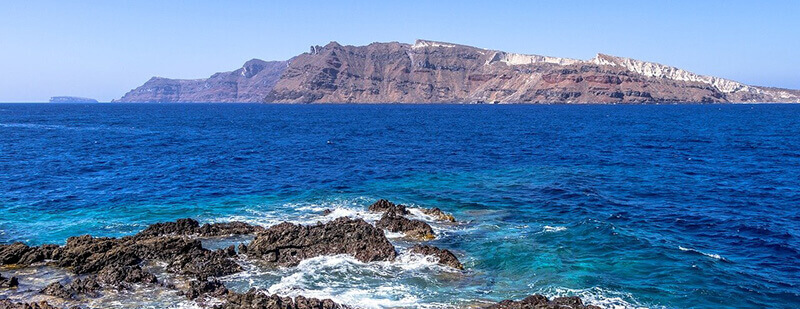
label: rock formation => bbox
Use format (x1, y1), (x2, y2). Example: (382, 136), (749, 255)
(409, 245), (463, 269)
(485, 294), (602, 309)
(376, 211), (436, 240)
(116, 59), (288, 103)
(118, 40), (800, 104)
(246, 217), (397, 266)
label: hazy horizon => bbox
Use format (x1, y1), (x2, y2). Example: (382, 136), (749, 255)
(1, 0), (799, 102)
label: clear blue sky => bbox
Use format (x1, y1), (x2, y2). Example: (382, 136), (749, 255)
(1, 0), (798, 102)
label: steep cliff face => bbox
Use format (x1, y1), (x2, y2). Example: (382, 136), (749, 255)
(118, 40), (800, 103)
(116, 59), (287, 103)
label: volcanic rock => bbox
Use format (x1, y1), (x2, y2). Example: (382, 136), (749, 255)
(0, 273), (19, 288)
(220, 288), (348, 309)
(96, 265), (158, 287)
(184, 279), (229, 300)
(0, 300), (60, 309)
(41, 277), (101, 299)
(368, 199), (409, 216)
(486, 294), (601, 309)
(246, 217), (396, 267)
(419, 207), (456, 222)
(136, 218), (265, 237)
(408, 245), (463, 269)
(0, 243), (59, 266)
(167, 246), (242, 279)
(376, 212), (436, 240)
(117, 59), (288, 103)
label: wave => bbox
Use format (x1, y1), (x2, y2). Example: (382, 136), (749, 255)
(543, 225), (567, 232)
(539, 286), (653, 309)
(678, 246), (726, 261)
(224, 250), (460, 309)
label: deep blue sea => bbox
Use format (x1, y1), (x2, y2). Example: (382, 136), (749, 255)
(1, 103), (799, 308)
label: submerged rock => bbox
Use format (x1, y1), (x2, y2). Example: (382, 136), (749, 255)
(41, 277), (101, 299)
(137, 218), (265, 238)
(376, 212), (436, 240)
(220, 288), (348, 309)
(368, 199), (456, 222)
(486, 294), (601, 309)
(408, 245), (463, 269)
(0, 300), (60, 309)
(0, 273), (19, 288)
(419, 207), (456, 222)
(368, 199), (409, 216)
(246, 217), (397, 267)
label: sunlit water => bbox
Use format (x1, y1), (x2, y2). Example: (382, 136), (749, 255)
(1, 104), (799, 308)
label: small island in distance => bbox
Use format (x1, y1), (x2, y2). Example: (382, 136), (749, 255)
(116, 39), (800, 104)
(49, 96), (99, 103)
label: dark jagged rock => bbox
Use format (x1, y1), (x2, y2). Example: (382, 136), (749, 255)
(219, 288), (348, 309)
(368, 199), (409, 216)
(41, 277), (101, 299)
(167, 246), (242, 279)
(54, 234), (237, 278)
(0, 273), (19, 288)
(0, 300), (60, 309)
(246, 217), (396, 267)
(183, 279), (229, 300)
(96, 265), (157, 286)
(408, 245), (463, 269)
(136, 218), (265, 238)
(0, 243), (59, 266)
(486, 294), (601, 309)
(376, 212), (435, 240)
(419, 207), (456, 222)
(368, 199), (456, 222)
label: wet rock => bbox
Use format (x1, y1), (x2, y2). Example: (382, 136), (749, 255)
(0, 243), (59, 266)
(0, 273), (19, 288)
(368, 199), (409, 216)
(408, 245), (463, 269)
(137, 218), (265, 238)
(322, 209), (333, 216)
(183, 279), (228, 300)
(486, 294), (600, 309)
(27, 231), (245, 281)
(96, 265), (157, 286)
(41, 277), (101, 299)
(419, 207), (456, 222)
(247, 217), (396, 267)
(220, 288), (348, 309)
(55, 235), (142, 274)
(167, 247), (242, 279)
(0, 300), (60, 309)
(376, 212), (435, 240)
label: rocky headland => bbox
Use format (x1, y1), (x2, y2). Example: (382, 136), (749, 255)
(117, 40), (800, 104)
(0, 199), (595, 309)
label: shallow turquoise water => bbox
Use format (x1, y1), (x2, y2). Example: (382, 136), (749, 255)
(1, 104), (799, 308)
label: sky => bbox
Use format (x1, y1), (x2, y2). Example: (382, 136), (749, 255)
(1, 0), (798, 102)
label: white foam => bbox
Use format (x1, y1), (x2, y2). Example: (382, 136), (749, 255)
(540, 286), (652, 309)
(543, 225), (567, 232)
(678, 246), (724, 260)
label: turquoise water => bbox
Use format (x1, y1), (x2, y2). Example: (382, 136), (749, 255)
(1, 104), (799, 308)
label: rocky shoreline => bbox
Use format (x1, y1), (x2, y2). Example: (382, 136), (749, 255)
(0, 199), (598, 309)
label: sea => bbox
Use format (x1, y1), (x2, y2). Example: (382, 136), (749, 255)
(0, 103), (798, 308)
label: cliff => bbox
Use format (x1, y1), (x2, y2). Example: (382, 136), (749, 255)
(118, 40), (800, 104)
(116, 59), (288, 103)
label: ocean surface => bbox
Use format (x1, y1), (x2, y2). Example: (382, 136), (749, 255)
(1, 103), (799, 308)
